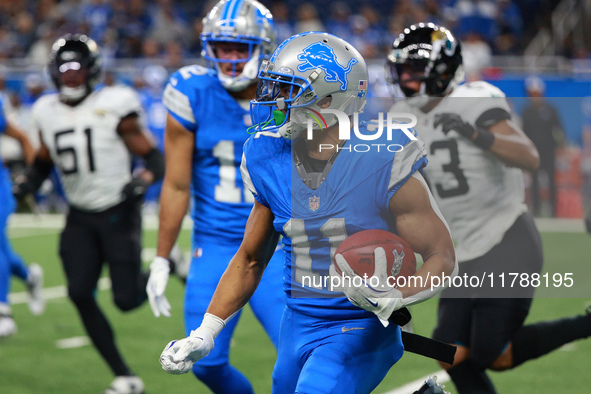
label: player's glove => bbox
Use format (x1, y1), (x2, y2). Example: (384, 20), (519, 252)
(147, 257), (171, 317)
(433, 113), (476, 139)
(334, 247), (405, 327)
(121, 177), (149, 204)
(413, 375), (450, 394)
(159, 329), (214, 375)
(12, 177), (34, 201)
(160, 313), (224, 374)
(434, 112), (496, 150)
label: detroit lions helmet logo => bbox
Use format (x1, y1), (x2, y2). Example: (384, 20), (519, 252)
(297, 42), (358, 91)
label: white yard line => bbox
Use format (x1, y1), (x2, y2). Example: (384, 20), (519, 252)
(534, 218), (586, 233)
(56, 336), (91, 349)
(8, 213), (193, 230)
(9, 214), (585, 233)
(9, 277), (111, 305)
(383, 370), (450, 394)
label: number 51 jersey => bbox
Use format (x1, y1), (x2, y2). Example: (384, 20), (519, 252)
(392, 81), (527, 262)
(31, 86), (141, 211)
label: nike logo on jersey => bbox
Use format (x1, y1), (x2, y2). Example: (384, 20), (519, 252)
(341, 326), (366, 333)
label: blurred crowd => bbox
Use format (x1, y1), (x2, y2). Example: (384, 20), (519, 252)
(0, 0), (564, 67)
(0, 0), (587, 217)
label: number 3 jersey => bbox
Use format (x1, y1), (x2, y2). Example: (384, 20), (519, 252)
(31, 86), (142, 211)
(241, 126), (427, 319)
(392, 81), (527, 262)
(163, 65), (255, 245)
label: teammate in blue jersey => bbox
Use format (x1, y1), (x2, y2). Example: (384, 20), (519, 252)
(0, 98), (44, 337)
(158, 32), (458, 393)
(137, 65), (169, 209)
(145, 1), (284, 392)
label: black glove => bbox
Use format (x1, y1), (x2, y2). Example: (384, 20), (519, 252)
(121, 177), (149, 204)
(433, 113), (476, 139)
(434, 112), (495, 150)
(12, 178), (34, 201)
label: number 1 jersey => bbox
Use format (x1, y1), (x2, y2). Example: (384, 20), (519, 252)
(31, 86), (141, 211)
(392, 81), (527, 262)
(163, 65), (256, 245)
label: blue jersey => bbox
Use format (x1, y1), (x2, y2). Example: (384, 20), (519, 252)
(0, 98), (14, 214)
(241, 123), (427, 320)
(163, 65), (255, 245)
(138, 87), (166, 151)
(0, 98), (8, 172)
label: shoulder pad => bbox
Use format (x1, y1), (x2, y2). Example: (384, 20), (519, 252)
(244, 132), (286, 162)
(453, 81), (506, 99)
(97, 85), (143, 118)
(31, 94), (59, 116)
(168, 65), (216, 92)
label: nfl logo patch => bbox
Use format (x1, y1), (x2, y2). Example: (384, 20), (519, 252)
(358, 80), (368, 98)
(309, 195), (320, 211)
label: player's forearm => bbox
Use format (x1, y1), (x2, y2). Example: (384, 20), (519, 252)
(156, 180), (190, 259)
(206, 201), (277, 321)
(206, 251), (265, 321)
(21, 139), (35, 165)
(5, 122), (35, 164)
(486, 120), (540, 170)
(398, 250), (457, 300)
(488, 132), (540, 170)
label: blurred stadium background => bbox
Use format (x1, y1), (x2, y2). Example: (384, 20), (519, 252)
(1, 0), (591, 218)
(1, 0), (591, 393)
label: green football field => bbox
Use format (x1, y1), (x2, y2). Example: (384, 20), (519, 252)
(2, 224), (590, 393)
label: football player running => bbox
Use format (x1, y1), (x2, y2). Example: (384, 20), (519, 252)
(387, 23), (591, 393)
(158, 32), (457, 393)
(0, 98), (44, 338)
(13, 34), (164, 393)
(146, 0), (285, 392)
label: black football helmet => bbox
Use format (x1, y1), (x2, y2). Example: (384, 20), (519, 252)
(386, 23), (463, 99)
(48, 34), (101, 103)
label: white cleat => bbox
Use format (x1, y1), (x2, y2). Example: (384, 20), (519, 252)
(26, 263), (45, 316)
(103, 376), (145, 394)
(0, 303), (17, 338)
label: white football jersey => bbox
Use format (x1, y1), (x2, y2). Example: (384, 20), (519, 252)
(391, 81), (527, 261)
(32, 85), (143, 211)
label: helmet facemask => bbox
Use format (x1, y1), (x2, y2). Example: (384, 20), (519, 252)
(201, 0), (276, 92)
(203, 36), (269, 92)
(386, 23), (464, 106)
(48, 34), (101, 105)
(250, 60), (319, 139)
(250, 32), (368, 141)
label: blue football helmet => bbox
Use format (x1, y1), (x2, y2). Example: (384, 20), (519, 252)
(250, 32), (368, 139)
(201, 0), (275, 91)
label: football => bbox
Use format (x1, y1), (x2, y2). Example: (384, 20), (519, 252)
(334, 229), (416, 281)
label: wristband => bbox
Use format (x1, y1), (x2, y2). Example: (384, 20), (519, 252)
(472, 127), (495, 150)
(194, 313), (226, 340)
